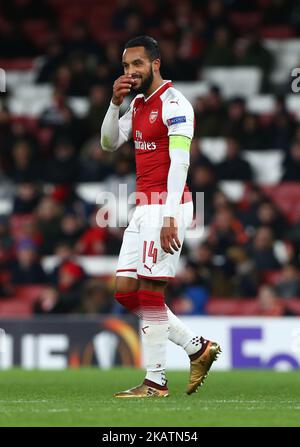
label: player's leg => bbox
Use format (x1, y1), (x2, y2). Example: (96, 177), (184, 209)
(136, 202), (221, 395)
(137, 277), (169, 394)
(115, 274), (208, 357)
(114, 207), (141, 316)
(115, 202), (201, 357)
(114, 203), (221, 395)
(114, 205), (204, 351)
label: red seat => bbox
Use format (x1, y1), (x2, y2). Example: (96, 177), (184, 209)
(206, 297), (300, 316)
(261, 269), (282, 285)
(229, 12), (262, 31)
(10, 116), (38, 133)
(285, 299), (300, 315)
(262, 183), (300, 224)
(0, 59), (34, 70)
(0, 298), (32, 317)
(16, 285), (47, 303)
(206, 298), (258, 315)
(260, 26), (296, 39)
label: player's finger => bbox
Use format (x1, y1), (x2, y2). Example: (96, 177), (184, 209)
(165, 236), (174, 255)
(161, 236), (172, 254)
(173, 234), (181, 250)
(114, 83), (132, 92)
(114, 88), (131, 97)
(170, 239), (179, 252)
(117, 75), (133, 83)
(115, 80), (133, 88)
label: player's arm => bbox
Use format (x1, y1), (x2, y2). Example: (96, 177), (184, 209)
(160, 136), (191, 254)
(160, 95), (194, 254)
(100, 75), (134, 151)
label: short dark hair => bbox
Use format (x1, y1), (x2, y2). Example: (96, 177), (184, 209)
(124, 35), (160, 61)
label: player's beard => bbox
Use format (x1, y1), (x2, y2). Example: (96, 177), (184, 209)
(133, 68), (154, 94)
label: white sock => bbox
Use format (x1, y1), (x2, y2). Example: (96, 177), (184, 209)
(145, 370), (167, 387)
(167, 307), (201, 356)
(142, 322), (169, 387)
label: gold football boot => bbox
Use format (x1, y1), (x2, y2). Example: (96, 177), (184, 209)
(114, 379), (169, 398)
(186, 337), (222, 395)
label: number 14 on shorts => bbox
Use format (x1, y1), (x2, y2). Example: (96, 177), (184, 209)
(143, 241), (158, 265)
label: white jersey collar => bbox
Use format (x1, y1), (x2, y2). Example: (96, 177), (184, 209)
(143, 80), (172, 102)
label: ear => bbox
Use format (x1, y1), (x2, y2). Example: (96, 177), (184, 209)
(152, 58), (161, 73)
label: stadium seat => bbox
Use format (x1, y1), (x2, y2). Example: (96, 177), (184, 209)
(219, 182), (246, 202)
(9, 85), (53, 117)
(173, 82), (209, 102)
(0, 199), (13, 216)
(0, 299), (33, 317)
(286, 95), (300, 120)
(229, 12), (262, 32)
(68, 98), (89, 118)
(201, 68), (262, 98)
(42, 255), (118, 275)
(76, 183), (107, 203)
(205, 299), (259, 315)
(247, 95), (275, 114)
(263, 39), (300, 85)
(242, 150), (283, 184)
(262, 183), (300, 224)
(6, 70), (36, 90)
(199, 138), (227, 162)
(261, 26), (296, 39)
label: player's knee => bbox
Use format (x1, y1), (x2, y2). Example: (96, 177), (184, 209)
(115, 276), (138, 294)
(139, 278), (167, 293)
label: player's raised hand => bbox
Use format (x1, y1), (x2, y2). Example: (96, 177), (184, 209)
(112, 75), (135, 106)
(160, 217), (181, 255)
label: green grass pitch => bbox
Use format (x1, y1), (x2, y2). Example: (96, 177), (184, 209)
(0, 368), (299, 427)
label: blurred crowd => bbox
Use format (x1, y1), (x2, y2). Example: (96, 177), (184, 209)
(1, 0), (300, 316)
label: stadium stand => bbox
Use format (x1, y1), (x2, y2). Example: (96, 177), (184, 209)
(1, 0), (300, 316)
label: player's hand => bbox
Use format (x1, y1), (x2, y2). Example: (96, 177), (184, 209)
(112, 75), (135, 106)
(160, 217), (181, 255)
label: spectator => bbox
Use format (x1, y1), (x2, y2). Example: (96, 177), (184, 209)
(80, 279), (113, 314)
(168, 261), (209, 315)
(76, 210), (109, 255)
(13, 183), (41, 214)
(255, 200), (286, 238)
(58, 212), (84, 248)
(202, 26), (234, 67)
(48, 241), (77, 285)
(35, 38), (64, 84)
(227, 246), (258, 297)
(191, 242), (234, 296)
(239, 113), (266, 150)
(216, 137), (253, 181)
(248, 226), (281, 271)
(223, 97), (246, 138)
(77, 137), (114, 182)
(189, 164), (217, 224)
(208, 205), (248, 255)
(33, 261), (85, 313)
(276, 264), (300, 298)
(256, 284), (285, 316)
(281, 139), (300, 181)
(193, 86), (226, 137)
(35, 196), (62, 254)
(11, 239), (46, 284)
(9, 141), (39, 183)
(84, 85), (110, 136)
(44, 139), (78, 184)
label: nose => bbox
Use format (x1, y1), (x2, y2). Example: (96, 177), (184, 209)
(127, 66), (136, 76)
